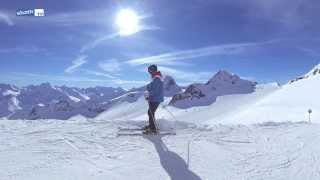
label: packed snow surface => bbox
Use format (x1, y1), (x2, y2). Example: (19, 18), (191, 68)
(1, 119), (320, 180)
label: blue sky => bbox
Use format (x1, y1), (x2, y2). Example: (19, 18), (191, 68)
(0, 0), (319, 89)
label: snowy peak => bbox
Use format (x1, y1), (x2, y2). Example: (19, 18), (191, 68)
(289, 63), (320, 84)
(163, 75), (182, 97)
(0, 83), (129, 120)
(0, 84), (19, 97)
(0, 84), (21, 116)
(170, 70), (256, 108)
(305, 63), (320, 77)
(206, 70), (242, 85)
(210, 70), (234, 80)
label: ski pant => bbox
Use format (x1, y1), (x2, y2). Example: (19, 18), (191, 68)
(148, 101), (160, 131)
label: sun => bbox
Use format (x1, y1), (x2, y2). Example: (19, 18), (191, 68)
(115, 9), (140, 36)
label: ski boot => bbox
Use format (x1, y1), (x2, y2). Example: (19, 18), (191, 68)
(143, 128), (157, 135)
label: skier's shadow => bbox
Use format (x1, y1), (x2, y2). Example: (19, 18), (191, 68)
(144, 135), (202, 180)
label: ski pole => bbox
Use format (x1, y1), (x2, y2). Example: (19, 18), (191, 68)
(162, 104), (178, 122)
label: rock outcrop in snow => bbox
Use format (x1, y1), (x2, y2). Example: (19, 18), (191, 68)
(289, 63), (320, 84)
(169, 70), (257, 108)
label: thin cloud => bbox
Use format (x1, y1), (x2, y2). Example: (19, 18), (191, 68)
(246, 0), (311, 28)
(126, 41), (274, 65)
(9, 72), (109, 83)
(299, 47), (320, 58)
(65, 55), (88, 73)
(12, 10), (111, 27)
(158, 66), (212, 83)
(110, 79), (147, 86)
(0, 11), (14, 26)
(80, 33), (118, 53)
(98, 59), (121, 73)
(0, 46), (45, 54)
(81, 69), (116, 79)
(6, 72), (146, 88)
(80, 25), (162, 52)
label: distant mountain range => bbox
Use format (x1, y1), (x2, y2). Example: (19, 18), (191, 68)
(0, 69), (278, 120)
(0, 75), (183, 120)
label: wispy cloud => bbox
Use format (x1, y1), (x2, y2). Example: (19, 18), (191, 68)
(0, 46), (45, 54)
(6, 72), (146, 88)
(299, 47), (320, 58)
(0, 10), (14, 26)
(109, 79), (147, 86)
(246, 0), (311, 28)
(80, 25), (161, 52)
(158, 66), (212, 83)
(12, 10), (111, 27)
(81, 69), (116, 79)
(13, 72), (107, 83)
(98, 59), (121, 73)
(80, 33), (118, 53)
(65, 55), (88, 73)
(127, 40), (274, 65)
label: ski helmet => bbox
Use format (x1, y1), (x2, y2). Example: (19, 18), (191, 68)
(148, 64), (157, 73)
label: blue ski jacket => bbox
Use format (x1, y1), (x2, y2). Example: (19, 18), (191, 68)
(146, 74), (164, 103)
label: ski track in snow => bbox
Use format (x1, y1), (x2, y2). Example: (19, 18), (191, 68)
(0, 119), (320, 180)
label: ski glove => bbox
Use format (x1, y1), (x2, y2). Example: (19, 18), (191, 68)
(144, 91), (149, 100)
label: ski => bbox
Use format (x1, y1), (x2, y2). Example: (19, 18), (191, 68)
(117, 130), (176, 136)
(118, 127), (145, 131)
(118, 127), (175, 132)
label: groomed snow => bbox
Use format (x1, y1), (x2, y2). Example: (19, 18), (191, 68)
(1, 119), (320, 180)
(222, 73), (320, 124)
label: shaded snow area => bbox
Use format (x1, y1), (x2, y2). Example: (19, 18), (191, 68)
(1, 119), (320, 180)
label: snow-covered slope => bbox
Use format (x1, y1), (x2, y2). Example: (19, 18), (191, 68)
(96, 83), (279, 126)
(221, 64), (320, 124)
(1, 118), (320, 180)
(169, 70), (257, 108)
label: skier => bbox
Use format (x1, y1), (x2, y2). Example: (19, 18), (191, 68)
(144, 64), (164, 134)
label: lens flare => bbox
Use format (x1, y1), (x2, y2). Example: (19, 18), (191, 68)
(115, 9), (140, 36)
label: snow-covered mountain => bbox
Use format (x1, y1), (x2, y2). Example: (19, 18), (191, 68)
(169, 70), (257, 108)
(289, 63), (320, 84)
(163, 75), (182, 97)
(218, 63), (320, 124)
(0, 75), (183, 120)
(0, 84), (21, 117)
(97, 64), (320, 126)
(3, 64), (319, 121)
(0, 83), (127, 120)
